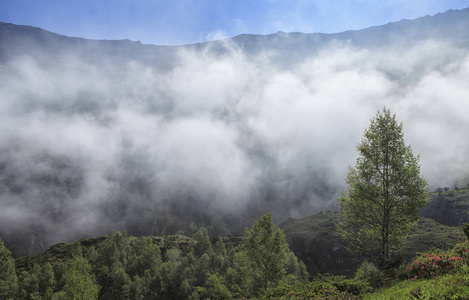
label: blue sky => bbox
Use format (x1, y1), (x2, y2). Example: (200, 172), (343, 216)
(1, 0), (469, 46)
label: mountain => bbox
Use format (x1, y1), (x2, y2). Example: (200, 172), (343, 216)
(233, 8), (469, 56)
(1, 8), (469, 258)
(2, 7), (469, 65)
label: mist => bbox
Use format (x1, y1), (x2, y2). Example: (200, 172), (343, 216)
(1, 28), (469, 255)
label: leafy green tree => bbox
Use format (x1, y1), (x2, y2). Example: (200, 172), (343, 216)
(192, 227), (211, 258)
(17, 270), (39, 300)
(337, 108), (429, 268)
(38, 262), (56, 298)
(99, 262), (131, 300)
(285, 251), (309, 282)
(127, 237), (162, 278)
(18, 263), (56, 299)
(196, 273), (233, 300)
(52, 255), (100, 300)
(0, 238), (18, 300)
(241, 213), (288, 292)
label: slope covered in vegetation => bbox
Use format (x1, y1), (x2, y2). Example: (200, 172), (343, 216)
(3, 189), (469, 299)
(3, 214), (309, 299)
(280, 213), (465, 276)
(258, 240), (469, 299)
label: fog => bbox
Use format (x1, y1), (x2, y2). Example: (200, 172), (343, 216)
(1, 33), (469, 255)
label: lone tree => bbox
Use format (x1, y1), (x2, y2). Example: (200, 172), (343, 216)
(337, 108), (428, 268)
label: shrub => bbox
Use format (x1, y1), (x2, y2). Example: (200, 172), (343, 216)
(354, 260), (385, 288)
(318, 273), (370, 295)
(401, 251), (464, 280)
(260, 280), (363, 300)
(452, 240), (469, 261)
(462, 224), (469, 240)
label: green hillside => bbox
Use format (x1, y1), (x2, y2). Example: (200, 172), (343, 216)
(280, 213), (465, 276)
(3, 189), (469, 299)
(2, 214), (309, 299)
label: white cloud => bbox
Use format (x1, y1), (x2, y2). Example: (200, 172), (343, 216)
(1, 31), (469, 251)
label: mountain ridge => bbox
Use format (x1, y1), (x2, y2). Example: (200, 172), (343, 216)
(1, 7), (469, 50)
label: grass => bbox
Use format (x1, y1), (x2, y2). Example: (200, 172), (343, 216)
(261, 241), (469, 299)
(364, 267), (469, 300)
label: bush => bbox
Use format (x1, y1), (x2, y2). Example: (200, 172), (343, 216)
(462, 224), (469, 240)
(452, 240), (469, 261)
(260, 280), (363, 300)
(401, 251), (464, 280)
(318, 273), (370, 295)
(354, 260), (385, 288)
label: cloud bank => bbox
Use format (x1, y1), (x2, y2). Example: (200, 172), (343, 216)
(1, 34), (469, 256)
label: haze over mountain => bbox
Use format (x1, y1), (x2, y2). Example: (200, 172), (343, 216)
(1, 8), (469, 256)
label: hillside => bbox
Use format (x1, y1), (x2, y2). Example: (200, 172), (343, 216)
(279, 213), (465, 276)
(3, 211), (465, 299)
(3, 216), (309, 299)
(420, 186), (469, 226)
(13, 211), (466, 278)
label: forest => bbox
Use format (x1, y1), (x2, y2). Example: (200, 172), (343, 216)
(1, 214), (309, 299)
(2, 212), (469, 299)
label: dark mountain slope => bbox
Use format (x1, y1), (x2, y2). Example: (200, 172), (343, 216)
(420, 187), (469, 227)
(279, 213), (465, 276)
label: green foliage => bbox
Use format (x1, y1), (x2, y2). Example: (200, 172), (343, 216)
(260, 279), (364, 300)
(9, 214), (308, 299)
(401, 241), (469, 281)
(401, 252), (464, 280)
(368, 242), (469, 299)
(337, 108), (429, 267)
(192, 227), (211, 258)
(317, 273), (371, 296)
(284, 250), (309, 283)
(354, 260), (385, 288)
(463, 223), (469, 240)
(452, 240), (469, 261)
(196, 273), (233, 300)
(0, 238), (17, 300)
(54, 255), (100, 300)
(17, 263), (57, 299)
(366, 267), (469, 300)
(17, 269), (40, 300)
(241, 213), (288, 292)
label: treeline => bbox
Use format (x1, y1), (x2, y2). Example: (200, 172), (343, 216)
(0, 214), (308, 300)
